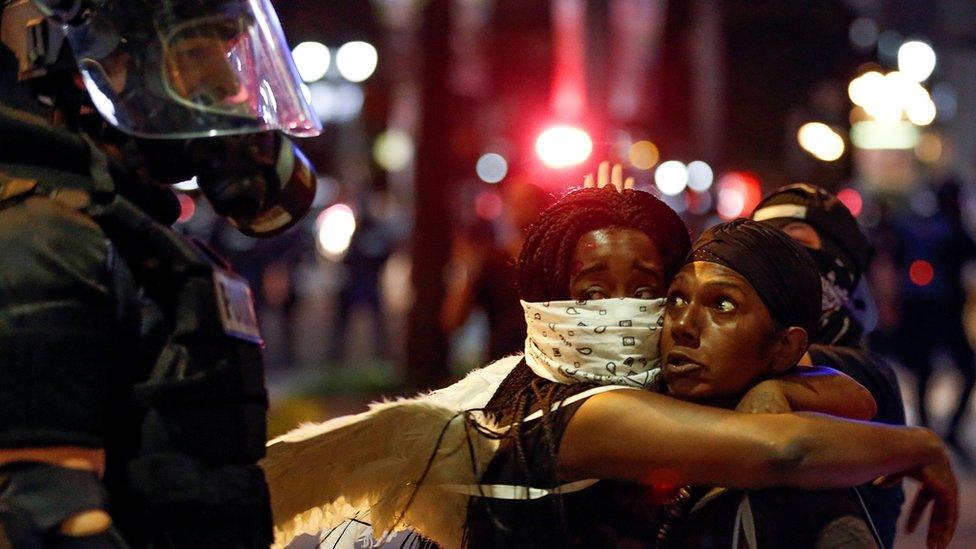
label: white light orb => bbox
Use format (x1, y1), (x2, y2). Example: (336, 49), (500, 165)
(654, 160), (689, 196)
(316, 204), (357, 260)
(717, 187), (746, 219)
(898, 40), (937, 82)
(307, 82), (364, 123)
(336, 41), (378, 83)
(686, 160), (714, 192)
(535, 125), (593, 169)
(847, 71), (884, 107)
(905, 85), (937, 126)
(373, 129), (414, 172)
(292, 41), (331, 83)
(476, 153), (508, 183)
(797, 122), (845, 161)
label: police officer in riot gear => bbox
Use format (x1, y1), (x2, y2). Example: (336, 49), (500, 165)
(0, 0), (320, 546)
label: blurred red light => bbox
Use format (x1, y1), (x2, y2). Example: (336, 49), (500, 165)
(716, 172), (762, 219)
(909, 260), (934, 286)
(475, 190), (504, 220)
(837, 188), (863, 217)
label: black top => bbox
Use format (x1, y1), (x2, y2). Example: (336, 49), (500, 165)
(665, 487), (878, 549)
(466, 384), (879, 548)
(808, 345), (905, 427)
(808, 344), (906, 548)
(465, 388), (665, 548)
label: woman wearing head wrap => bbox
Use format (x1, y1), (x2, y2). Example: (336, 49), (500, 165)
(659, 219), (879, 546)
(263, 166), (957, 549)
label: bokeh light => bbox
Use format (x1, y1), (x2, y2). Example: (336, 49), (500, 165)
(475, 190), (504, 220)
(476, 153), (508, 183)
(909, 260), (934, 286)
(308, 81), (365, 123)
(897, 40), (937, 82)
(904, 85), (937, 126)
(373, 129), (415, 172)
(848, 71), (885, 107)
(316, 204), (357, 260)
(687, 189), (714, 216)
(931, 82), (957, 120)
(836, 188), (863, 217)
(850, 121), (918, 150)
(292, 41), (331, 83)
(915, 132), (943, 164)
(336, 41), (378, 83)
(654, 161), (689, 196)
(716, 172), (762, 220)
(849, 18), (878, 51)
(851, 70), (938, 128)
(877, 31), (903, 60)
(909, 189), (939, 217)
(535, 125), (593, 169)
(686, 160), (714, 192)
(662, 192), (689, 214)
(797, 122), (845, 161)
(628, 140), (660, 170)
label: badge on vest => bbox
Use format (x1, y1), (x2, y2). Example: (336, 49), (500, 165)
(213, 269), (264, 345)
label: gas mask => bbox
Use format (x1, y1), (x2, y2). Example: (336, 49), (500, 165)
(137, 132), (316, 237)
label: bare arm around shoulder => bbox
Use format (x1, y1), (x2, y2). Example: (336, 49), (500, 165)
(559, 389), (958, 548)
(737, 366), (877, 420)
(560, 388), (935, 488)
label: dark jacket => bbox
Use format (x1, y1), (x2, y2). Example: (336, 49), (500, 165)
(0, 106), (271, 547)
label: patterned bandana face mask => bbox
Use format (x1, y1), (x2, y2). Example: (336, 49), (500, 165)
(521, 297), (665, 389)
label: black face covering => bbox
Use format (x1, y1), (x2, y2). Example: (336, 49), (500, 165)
(136, 131), (316, 237)
(752, 183), (874, 345)
(689, 219), (822, 336)
(806, 247), (866, 345)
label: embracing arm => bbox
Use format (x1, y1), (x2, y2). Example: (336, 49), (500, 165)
(559, 389), (936, 488)
(736, 366), (877, 420)
(559, 389), (956, 547)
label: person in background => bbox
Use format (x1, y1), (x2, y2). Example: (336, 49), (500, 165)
(330, 193), (397, 363)
(891, 176), (976, 460)
(441, 179), (553, 362)
(753, 183), (906, 546)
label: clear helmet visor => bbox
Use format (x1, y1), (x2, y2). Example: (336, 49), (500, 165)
(62, 0), (321, 139)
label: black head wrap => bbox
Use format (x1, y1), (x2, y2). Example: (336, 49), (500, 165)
(752, 183), (871, 279)
(689, 219), (822, 336)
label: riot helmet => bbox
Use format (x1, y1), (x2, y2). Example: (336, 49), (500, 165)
(1, 0), (323, 236)
(3, 0), (321, 138)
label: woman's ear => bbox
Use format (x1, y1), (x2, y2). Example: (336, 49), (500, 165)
(770, 327), (809, 373)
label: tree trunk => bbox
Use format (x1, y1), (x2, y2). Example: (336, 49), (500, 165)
(406, 0), (453, 389)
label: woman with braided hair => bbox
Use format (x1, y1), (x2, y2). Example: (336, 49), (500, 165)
(263, 164), (956, 549)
